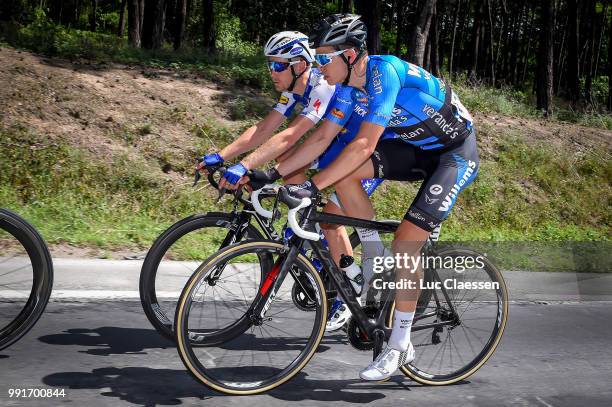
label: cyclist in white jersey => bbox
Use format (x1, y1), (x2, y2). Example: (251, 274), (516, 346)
(197, 31), (336, 186)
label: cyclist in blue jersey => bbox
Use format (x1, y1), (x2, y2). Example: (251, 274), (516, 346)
(278, 14), (479, 381)
(196, 30), (385, 331)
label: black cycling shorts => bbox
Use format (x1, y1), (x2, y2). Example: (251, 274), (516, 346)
(370, 130), (479, 232)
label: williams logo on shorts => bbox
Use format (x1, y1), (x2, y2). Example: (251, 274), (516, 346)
(331, 108), (345, 119)
(438, 160), (477, 212)
(279, 95), (289, 105)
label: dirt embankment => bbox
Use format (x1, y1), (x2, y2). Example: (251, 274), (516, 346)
(0, 46), (270, 169)
(2, 46), (611, 163)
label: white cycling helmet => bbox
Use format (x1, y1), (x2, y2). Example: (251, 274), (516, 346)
(264, 31), (314, 64)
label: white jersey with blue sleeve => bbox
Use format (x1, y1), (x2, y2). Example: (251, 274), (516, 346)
(272, 68), (337, 124)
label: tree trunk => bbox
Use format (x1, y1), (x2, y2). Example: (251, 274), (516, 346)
(429, 2), (440, 76)
(128, 0), (142, 47)
(141, 0), (166, 49)
(470, 2), (483, 80)
(593, 3), (608, 78)
(448, 0), (461, 80)
(555, 13), (568, 95)
(520, 3), (535, 85)
(341, 0), (354, 13)
(355, 0), (381, 54)
(584, 0), (597, 104)
(536, 0), (554, 116)
(486, 0), (495, 84)
(395, 1), (405, 56)
(202, 0), (215, 50)
(118, 0), (128, 36)
(173, 0), (186, 50)
(90, 0), (97, 31)
(608, 9), (612, 110)
(566, 0), (580, 104)
(409, 0), (436, 66)
(139, 0), (145, 36)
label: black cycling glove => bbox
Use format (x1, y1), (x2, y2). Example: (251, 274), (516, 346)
(286, 180), (320, 199)
(249, 168), (282, 190)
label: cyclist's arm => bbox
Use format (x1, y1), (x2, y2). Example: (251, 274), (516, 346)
(312, 122), (385, 189)
(276, 119), (342, 176)
(218, 109), (285, 161)
(240, 114), (316, 170)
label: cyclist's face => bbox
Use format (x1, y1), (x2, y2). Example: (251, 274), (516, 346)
(315, 47), (352, 85)
(268, 57), (304, 92)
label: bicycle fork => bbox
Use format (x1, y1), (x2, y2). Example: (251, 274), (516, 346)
(250, 244), (302, 324)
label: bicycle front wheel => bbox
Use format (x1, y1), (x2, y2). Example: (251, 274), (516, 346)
(0, 209), (53, 351)
(175, 240), (328, 395)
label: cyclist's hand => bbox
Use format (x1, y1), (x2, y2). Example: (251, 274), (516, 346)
(249, 168), (282, 191)
(286, 180), (320, 200)
(196, 153), (224, 174)
(220, 163), (248, 190)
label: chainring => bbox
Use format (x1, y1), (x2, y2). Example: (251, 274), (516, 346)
(346, 306), (380, 351)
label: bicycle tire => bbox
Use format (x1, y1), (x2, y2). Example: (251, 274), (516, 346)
(0, 209), (53, 351)
(139, 212), (267, 341)
(175, 240), (327, 395)
(394, 247), (508, 385)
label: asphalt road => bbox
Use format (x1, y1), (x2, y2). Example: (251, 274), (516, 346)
(1, 259), (612, 406)
(0, 300), (611, 406)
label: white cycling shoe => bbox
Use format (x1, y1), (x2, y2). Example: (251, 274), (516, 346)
(326, 300), (352, 332)
(359, 343), (415, 381)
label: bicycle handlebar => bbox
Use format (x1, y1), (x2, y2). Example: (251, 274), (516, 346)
(277, 187), (320, 241)
(250, 184), (279, 219)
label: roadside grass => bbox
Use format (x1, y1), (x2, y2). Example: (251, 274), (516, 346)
(0, 126), (238, 257)
(1, 24), (610, 267)
(1, 121), (609, 267)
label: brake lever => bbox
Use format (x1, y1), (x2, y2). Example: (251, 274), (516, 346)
(193, 169), (201, 187)
(216, 186), (227, 203)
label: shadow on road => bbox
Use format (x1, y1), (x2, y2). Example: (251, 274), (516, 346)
(37, 326), (345, 356)
(38, 327), (174, 356)
(42, 366), (421, 405)
(0, 354), (8, 359)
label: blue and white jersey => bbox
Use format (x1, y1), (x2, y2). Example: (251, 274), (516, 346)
(272, 68), (337, 124)
(324, 55), (474, 151)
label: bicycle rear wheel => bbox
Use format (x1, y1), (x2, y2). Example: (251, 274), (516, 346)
(394, 248), (508, 385)
(139, 212), (267, 341)
(0, 209), (53, 351)
(175, 240), (327, 395)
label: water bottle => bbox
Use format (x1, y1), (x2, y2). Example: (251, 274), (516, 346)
(340, 254), (363, 296)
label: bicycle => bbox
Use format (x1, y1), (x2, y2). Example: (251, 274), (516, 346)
(174, 187), (508, 394)
(139, 165), (381, 341)
(0, 209), (54, 351)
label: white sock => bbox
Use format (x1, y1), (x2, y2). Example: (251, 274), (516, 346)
(388, 310), (415, 352)
(356, 220), (385, 259)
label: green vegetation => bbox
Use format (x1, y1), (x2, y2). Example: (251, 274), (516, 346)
(0, 125), (238, 255)
(2, 18), (611, 129)
(0, 15), (271, 91)
(1, 118), (608, 257)
(0, 21), (610, 267)
(372, 123), (610, 242)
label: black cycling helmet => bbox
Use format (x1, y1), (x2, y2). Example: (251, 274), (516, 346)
(309, 14), (367, 50)
(310, 14), (367, 86)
